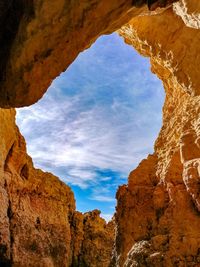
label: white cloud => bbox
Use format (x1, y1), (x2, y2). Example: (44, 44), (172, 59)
(16, 33), (164, 210)
(17, 83), (159, 186)
(89, 195), (115, 202)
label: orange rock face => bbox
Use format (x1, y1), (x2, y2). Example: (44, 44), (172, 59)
(0, 0), (175, 107)
(0, 109), (114, 266)
(0, 109), (76, 266)
(111, 5), (200, 266)
(71, 210), (114, 267)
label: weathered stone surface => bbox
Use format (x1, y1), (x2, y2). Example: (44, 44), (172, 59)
(71, 210), (114, 267)
(111, 4), (200, 266)
(173, 0), (200, 29)
(0, 109), (114, 266)
(0, 0), (176, 107)
(0, 109), (75, 266)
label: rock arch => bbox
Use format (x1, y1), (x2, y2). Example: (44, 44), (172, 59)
(1, 0), (200, 266)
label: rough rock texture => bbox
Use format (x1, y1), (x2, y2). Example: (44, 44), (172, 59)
(0, 0), (176, 107)
(71, 210), (114, 267)
(110, 5), (200, 267)
(173, 0), (200, 29)
(0, 108), (75, 266)
(0, 109), (114, 266)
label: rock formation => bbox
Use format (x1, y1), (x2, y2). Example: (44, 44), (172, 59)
(1, 0), (200, 266)
(0, 0), (176, 107)
(0, 108), (75, 266)
(0, 109), (114, 266)
(71, 210), (114, 267)
(112, 5), (200, 266)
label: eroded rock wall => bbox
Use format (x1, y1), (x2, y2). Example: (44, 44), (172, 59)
(0, 109), (114, 266)
(0, 108), (75, 266)
(0, 0), (176, 107)
(71, 210), (114, 267)
(111, 5), (200, 267)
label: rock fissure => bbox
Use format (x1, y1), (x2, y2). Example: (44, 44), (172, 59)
(7, 199), (14, 266)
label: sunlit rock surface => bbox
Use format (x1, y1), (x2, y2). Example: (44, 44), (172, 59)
(0, 110), (114, 266)
(0, 109), (75, 266)
(71, 210), (114, 267)
(173, 0), (200, 29)
(112, 5), (200, 266)
(1, 0), (200, 266)
(0, 0), (175, 107)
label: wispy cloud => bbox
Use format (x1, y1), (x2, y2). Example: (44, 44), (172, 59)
(16, 33), (164, 217)
(90, 195), (115, 202)
(89, 186), (116, 202)
(17, 84), (162, 180)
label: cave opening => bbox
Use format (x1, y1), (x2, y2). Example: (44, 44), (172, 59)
(16, 32), (164, 221)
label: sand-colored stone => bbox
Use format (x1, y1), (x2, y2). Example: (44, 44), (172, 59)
(71, 210), (114, 267)
(0, 109), (114, 266)
(0, 0), (176, 107)
(0, 109), (75, 266)
(111, 5), (200, 266)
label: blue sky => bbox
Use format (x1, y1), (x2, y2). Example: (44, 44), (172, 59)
(16, 33), (164, 221)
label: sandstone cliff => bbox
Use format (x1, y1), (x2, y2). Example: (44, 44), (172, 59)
(0, 0), (200, 267)
(0, 109), (114, 266)
(0, 108), (75, 266)
(112, 4), (200, 267)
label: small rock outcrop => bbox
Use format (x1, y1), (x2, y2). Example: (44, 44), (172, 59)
(71, 210), (114, 267)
